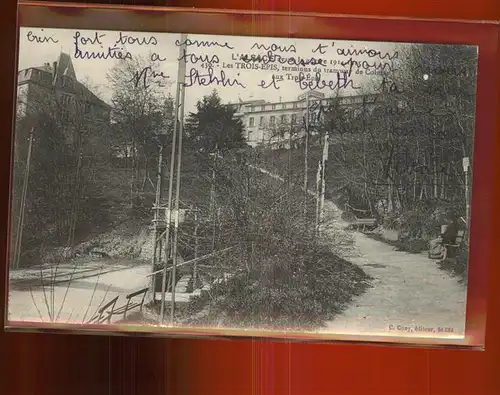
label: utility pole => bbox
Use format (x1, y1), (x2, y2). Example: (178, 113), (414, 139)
(13, 127), (34, 270)
(169, 48), (187, 323)
(462, 157), (470, 230)
(287, 124), (292, 192)
(160, 33), (187, 325)
(303, 93), (310, 225)
(67, 146), (83, 249)
(315, 161), (321, 235)
(319, 133), (329, 228)
(192, 208), (199, 292)
(150, 140), (165, 293)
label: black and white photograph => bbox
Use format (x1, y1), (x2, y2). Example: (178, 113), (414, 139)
(7, 27), (478, 340)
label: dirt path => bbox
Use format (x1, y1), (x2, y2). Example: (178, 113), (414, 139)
(321, 201), (467, 339)
(8, 263), (151, 324)
(250, 166), (467, 338)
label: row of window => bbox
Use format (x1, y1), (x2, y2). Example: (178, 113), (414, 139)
(247, 106), (370, 127)
(248, 113), (299, 127)
(248, 102), (300, 113)
(245, 96), (367, 113)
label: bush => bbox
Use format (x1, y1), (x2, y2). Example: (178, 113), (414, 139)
(187, 244), (371, 329)
(182, 154), (372, 329)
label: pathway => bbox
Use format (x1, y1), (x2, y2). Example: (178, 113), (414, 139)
(253, 165), (467, 339)
(320, 200), (467, 339)
(8, 263), (151, 325)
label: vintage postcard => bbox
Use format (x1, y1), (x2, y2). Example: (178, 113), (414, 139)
(7, 26), (478, 342)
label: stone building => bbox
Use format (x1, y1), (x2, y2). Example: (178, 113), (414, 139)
(15, 52), (111, 155)
(225, 90), (379, 149)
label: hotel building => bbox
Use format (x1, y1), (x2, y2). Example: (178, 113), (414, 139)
(225, 90), (379, 149)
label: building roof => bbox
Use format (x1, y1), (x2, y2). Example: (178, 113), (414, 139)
(18, 52), (111, 110)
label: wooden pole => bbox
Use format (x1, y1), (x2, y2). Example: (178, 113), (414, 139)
(150, 143), (164, 293)
(303, 93), (309, 225)
(13, 127), (34, 270)
(315, 161), (321, 235)
(169, 60), (186, 324)
(288, 125), (292, 191)
(192, 209), (199, 292)
(160, 34), (187, 324)
(463, 157), (470, 233)
(67, 145), (83, 248)
(168, 33), (188, 324)
(319, 133), (329, 228)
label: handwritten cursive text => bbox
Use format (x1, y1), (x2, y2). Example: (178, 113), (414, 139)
(27, 30), (59, 44)
(183, 67), (246, 88)
(251, 42), (297, 53)
(130, 67), (169, 89)
(175, 38), (233, 50)
(296, 71), (359, 91)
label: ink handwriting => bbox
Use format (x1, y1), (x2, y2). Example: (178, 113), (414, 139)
(258, 74), (281, 90)
(130, 66), (169, 89)
(340, 57), (396, 76)
(175, 38), (233, 50)
(312, 43), (328, 55)
(240, 51), (326, 67)
(74, 31), (106, 46)
(73, 31), (133, 60)
(376, 76), (403, 94)
(115, 32), (158, 46)
(334, 44), (399, 61)
(183, 67), (246, 88)
(250, 42), (297, 53)
(296, 71), (360, 91)
(151, 52), (166, 62)
(27, 30), (59, 44)
(179, 49), (220, 65)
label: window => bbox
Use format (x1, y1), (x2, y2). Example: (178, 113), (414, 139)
(259, 116), (264, 126)
(270, 116), (275, 125)
(291, 114), (297, 124)
(261, 105), (265, 111)
(282, 103), (286, 109)
(280, 114), (287, 124)
(293, 102), (298, 109)
(272, 104), (276, 110)
(249, 117), (254, 127)
(60, 94), (71, 108)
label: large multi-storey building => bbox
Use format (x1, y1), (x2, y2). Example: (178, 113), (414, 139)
(15, 52), (111, 153)
(226, 90), (379, 149)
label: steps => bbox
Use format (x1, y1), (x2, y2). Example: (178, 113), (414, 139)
(153, 272), (232, 304)
(154, 274), (198, 304)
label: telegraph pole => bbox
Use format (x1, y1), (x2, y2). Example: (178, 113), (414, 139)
(160, 33), (187, 324)
(150, 141), (164, 293)
(303, 93), (310, 225)
(315, 161), (321, 235)
(319, 133), (329, 228)
(192, 208), (199, 291)
(169, 47), (187, 323)
(13, 127), (34, 270)
(462, 157), (470, 230)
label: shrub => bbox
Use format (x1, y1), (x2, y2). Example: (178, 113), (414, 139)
(183, 153), (372, 329)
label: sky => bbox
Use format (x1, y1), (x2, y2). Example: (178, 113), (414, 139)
(19, 27), (415, 114)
